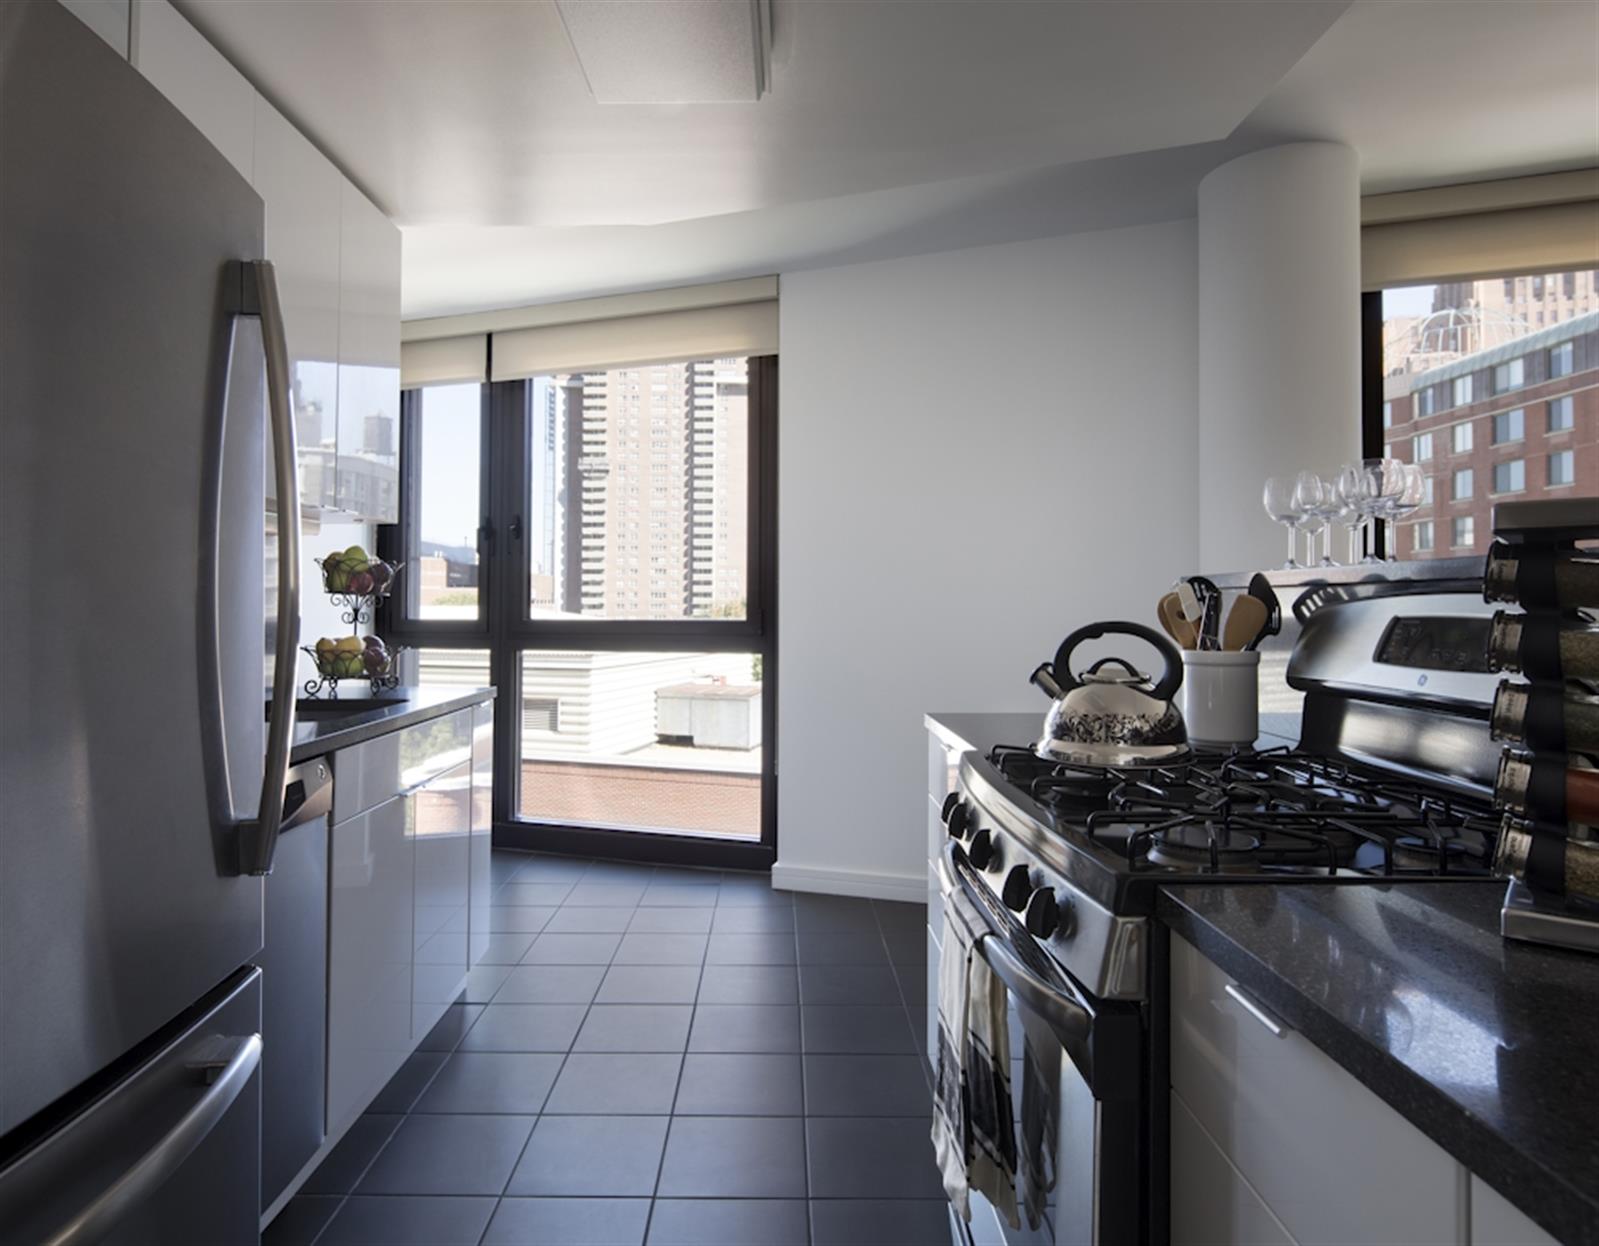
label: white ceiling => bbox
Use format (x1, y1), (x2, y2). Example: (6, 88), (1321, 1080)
(173, 0), (1599, 318)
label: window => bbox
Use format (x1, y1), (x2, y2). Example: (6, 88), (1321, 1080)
(1549, 396), (1574, 432)
(1451, 422), (1474, 454)
(1549, 341), (1575, 378)
(1382, 401), (1393, 429)
(1421, 476), (1435, 506)
(1412, 520), (1434, 552)
(1416, 388), (1436, 417)
(523, 697), (561, 733)
(1452, 516), (1475, 548)
(1413, 432), (1434, 461)
(1493, 409), (1525, 444)
(1451, 375), (1474, 407)
(1493, 358), (1525, 392)
(1452, 469), (1473, 501)
(1492, 460), (1525, 494)
(406, 383), (483, 621)
(1550, 450), (1575, 486)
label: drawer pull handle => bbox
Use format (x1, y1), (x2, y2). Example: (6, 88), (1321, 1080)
(1224, 983), (1287, 1037)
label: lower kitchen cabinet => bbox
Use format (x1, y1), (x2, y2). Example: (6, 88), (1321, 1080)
(327, 792), (413, 1133)
(1170, 1090), (1293, 1246)
(1469, 1175), (1558, 1246)
(469, 703), (493, 965)
(412, 759), (472, 1040)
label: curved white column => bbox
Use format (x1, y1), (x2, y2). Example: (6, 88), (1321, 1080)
(1198, 142), (1362, 571)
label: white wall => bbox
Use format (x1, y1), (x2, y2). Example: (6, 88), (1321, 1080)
(775, 220), (1201, 898)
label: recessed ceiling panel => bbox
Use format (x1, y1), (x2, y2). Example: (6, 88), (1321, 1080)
(556, 0), (768, 103)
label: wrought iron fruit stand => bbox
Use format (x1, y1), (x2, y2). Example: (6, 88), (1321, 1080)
(302, 550), (406, 698)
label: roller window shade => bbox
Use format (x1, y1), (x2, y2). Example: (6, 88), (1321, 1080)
(400, 334), (487, 387)
(490, 299), (778, 380)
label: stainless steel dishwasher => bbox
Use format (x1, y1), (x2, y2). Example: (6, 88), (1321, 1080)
(258, 759), (333, 1215)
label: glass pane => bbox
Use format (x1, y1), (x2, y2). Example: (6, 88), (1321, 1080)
(413, 383), (482, 619)
(1380, 269), (1595, 560)
(525, 359), (750, 621)
(517, 649), (762, 840)
(404, 646), (492, 690)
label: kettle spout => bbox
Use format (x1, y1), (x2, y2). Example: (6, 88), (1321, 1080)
(1030, 663), (1064, 699)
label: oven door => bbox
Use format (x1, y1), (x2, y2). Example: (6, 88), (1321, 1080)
(940, 847), (1146, 1246)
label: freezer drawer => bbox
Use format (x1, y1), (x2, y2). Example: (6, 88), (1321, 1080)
(0, 969), (263, 1246)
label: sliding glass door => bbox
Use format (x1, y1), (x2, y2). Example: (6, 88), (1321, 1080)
(384, 357), (777, 869)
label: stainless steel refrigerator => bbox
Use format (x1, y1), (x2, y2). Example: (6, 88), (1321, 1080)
(0, 3), (301, 1241)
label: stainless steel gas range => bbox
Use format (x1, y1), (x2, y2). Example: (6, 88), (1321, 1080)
(933, 571), (1523, 1246)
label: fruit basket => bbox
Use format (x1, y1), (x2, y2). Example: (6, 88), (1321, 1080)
(315, 544), (403, 631)
(302, 636), (406, 698)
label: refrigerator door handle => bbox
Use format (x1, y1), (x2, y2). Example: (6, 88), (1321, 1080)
(30, 1033), (262, 1246)
(226, 259), (301, 876)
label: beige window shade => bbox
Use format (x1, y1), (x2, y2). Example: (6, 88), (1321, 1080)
(1361, 169), (1599, 289)
(399, 334), (487, 387)
(490, 299), (778, 380)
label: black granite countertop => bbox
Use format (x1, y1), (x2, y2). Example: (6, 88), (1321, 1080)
(1158, 882), (1599, 1246)
(287, 685), (494, 764)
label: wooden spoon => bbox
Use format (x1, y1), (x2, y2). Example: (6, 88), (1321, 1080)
(1223, 595), (1270, 652)
(1159, 592), (1198, 650)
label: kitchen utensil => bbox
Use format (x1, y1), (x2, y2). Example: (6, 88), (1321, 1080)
(1030, 621), (1188, 765)
(1186, 577), (1222, 650)
(1158, 593), (1198, 650)
(1181, 650), (1260, 748)
(1487, 612), (1599, 682)
(1244, 574), (1281, 651)
(1223, 595), (1270, 652)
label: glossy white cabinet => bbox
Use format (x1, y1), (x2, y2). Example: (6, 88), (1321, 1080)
(469, 703), (494, 966)
(327, 792), (413, 1134)
(133, 0), (253, 180)
(411, 759), (471, 1040)
(1470, 1176), (1559, 1246)
(335, 183), (400, 524)
(1171, 1090), (1294, 1246)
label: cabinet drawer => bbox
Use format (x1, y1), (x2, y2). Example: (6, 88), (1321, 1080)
(333, 709), (473, 824)
(1469, 1176), (1557, 1246)
(927, 731), (960, 803)
(1170, 934), (1461, 1246)
(1171, 1090), (1294, 1246)
(412, 760), (472, 1039)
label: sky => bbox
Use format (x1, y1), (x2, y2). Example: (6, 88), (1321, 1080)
(1382, 284), (1437, 318)
(418, 381), (483, 549)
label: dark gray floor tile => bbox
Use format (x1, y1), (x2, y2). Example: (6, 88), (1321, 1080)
(798, 964), (900, 1005)
(627, 907), (714, 934)
(647, 1199), (809, 1246)
(494, 964), (606, 1004)
(489, 906), (559, 933)
(582, 862), (657, 881)
(715, 879), (792, 908)
(262, 1195), (340, 1246)
(543, 1052), (683, 1114)
(459, 962), (515, 1004)
(522, 931), (623, 964)
(893, 963), (929, 1007)
(689, 1004), (801, 1053)
(809, 1199), (951, 1246)
(546, 905), (640, 933)
(319, 1197), (497, 1246)
(480, 932), (538, 964)
(651, 865), (723, 882)
(356, 1114), (534, 1196)
(797, 931), (889, 966)
(872, 899), (927, 935)
(458, 1003), (587, 1052)
(706, 933), (797, 965)
(505, 1116), (669, 1196)
(806, 1118), (944, 1198)
(674, 1053), (804, 1115)
(300, 1114), (402, 1195)
(697, 964), (799, 1005)
(565, 882), (648, 906)
(802, 1005), (918, 1054)
(485, 1198), (651, 1246)
(511, 854), (590, 881)
(574, 1004), (693, 1052)
(804, 1054), (932, 1115)
(418, 1003), (485, 1052)
(639, 884), (719, 907)
(657, 1117), (807, 1198)
(711, 906), (795, 934)
(413, 1051), (564, 1114)
(612, 932), (708, 965)
(595, 964), (702, 1004)
(794, 895), (880, 934)
(367, 1051), (446, 1113)
(883, 929), (927, 966)
(496, 881), (575, 907)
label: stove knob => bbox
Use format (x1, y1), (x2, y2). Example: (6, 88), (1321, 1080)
(1001, 865), (1033, 912)
(940, 791), (961, 823)
(945, 801), (970, 839)
(1025, 888), (1060, 939)
(967, 828), (995, 870)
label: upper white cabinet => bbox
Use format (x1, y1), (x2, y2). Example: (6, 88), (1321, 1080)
(253, 96), (342, 515)
(336, 184), (401, 524)
(133, 0), (253, 181)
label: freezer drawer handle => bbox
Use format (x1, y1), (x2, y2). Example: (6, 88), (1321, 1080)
(38, 1033), (262, 1246)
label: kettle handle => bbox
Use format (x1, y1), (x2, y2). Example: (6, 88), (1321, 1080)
(1051, 621), (1183, 701)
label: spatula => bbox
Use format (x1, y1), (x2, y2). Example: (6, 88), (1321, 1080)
(1223, 595), (1270, 652)
(1158, 592), (1198, 650)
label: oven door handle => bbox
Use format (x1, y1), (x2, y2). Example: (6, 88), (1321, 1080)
(940, 845), (1093, 1051)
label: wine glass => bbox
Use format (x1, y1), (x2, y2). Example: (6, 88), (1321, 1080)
(1355, 457), (1399, 562)
(1262, 476), (1302, 569)
(1334, 463), (1367, 564)
(1387, 464), (1426, 561)
(1293, 471), (1332, 566)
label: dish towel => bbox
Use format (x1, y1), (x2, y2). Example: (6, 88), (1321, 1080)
(932, 875), (1019, 1228)
(1018, 1026), (1060, 1231)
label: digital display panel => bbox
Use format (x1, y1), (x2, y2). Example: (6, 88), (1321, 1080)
(1374, 616), (1492, 673)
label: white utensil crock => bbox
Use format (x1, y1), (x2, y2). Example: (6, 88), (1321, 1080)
(1181, 650), (1260, 748)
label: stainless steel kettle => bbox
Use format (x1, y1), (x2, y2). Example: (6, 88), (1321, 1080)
(1030, 621), (1188, 765)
